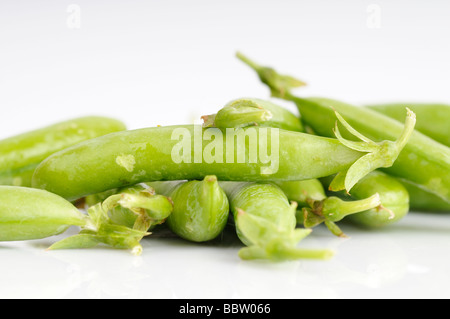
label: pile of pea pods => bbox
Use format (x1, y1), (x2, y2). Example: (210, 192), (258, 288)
(0, 53), (449, 262)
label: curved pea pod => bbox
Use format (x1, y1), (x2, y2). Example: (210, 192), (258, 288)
(325, 171), (410, 228)
(398, 179), (450, 212)
(0, 116), (126, 187)
(202, 98), (304, 132)
(237, 53), (450, 203)
(0, 186), (88, 241)
(220, 182), (334, 261)
(147, 176), (229, 242)
(32, 124), (374, 201)
(368, 103), (450, 147)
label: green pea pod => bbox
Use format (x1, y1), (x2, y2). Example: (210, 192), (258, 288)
(323, 171), (410, 228)
(0, 186), (88, 241)
(33, 111), (417, 202)
(276, 180), (382, 237)
(202, 98), (304, 132)
(220, 182), (334, 261)
(32, 123), (383, 201)
(368, 103), (450, 147)
(0, 116), (126, 187)
(0, 186), (171, 255)
(275, 180), (326, 207)
(147, 176), (229, 242)
(237, 53), (450, 203)
(398, 178), (450, 212)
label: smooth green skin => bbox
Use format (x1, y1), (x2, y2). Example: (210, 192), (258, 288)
(0, 116), (126, 187)
(288, 96), (450, 203)
(275, 180), (326, 207)
(221, 182), (296, 247)
(236, 53), (449, 202)
(368, 103), (450, 147)
(330, 171), (410, 228)
(220, 182), (333, 261)
(398, 178), (450, 212)
(32, 125), (363, 201)
(207, 98), (304, 132)
(0, 186), (86, 241)
(148, 176), (229, 242)
(276, 179), (381, 236)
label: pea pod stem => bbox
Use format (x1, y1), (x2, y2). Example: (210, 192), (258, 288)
(237, 52), (450, 202)
(301, 194), (382, 237)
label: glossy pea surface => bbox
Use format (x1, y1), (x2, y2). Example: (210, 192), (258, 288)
(32, 125), (363, 201)
(368, 103), (450, 147)
(149, 176), (229, 242)
(344, 171), (410, 228)
(0, 116), (126, 187)
(0, 186), (86, 241)
(291, 96), (450, 202)
(221, 182), (295, 246)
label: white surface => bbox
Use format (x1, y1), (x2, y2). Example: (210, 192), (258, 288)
(0, 0), (449, 299)
(0, 212), (449, 299)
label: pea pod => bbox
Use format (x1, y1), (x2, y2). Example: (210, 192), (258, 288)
(0, 186), (150, 255)
(368, 103), (450, 147)
(147, 176), (229, 242)
(237, 53), (450, 203)
(275, 180), (382, 237)
(220, 182), (334, 261)
(275, 180), (326, 207)
(323, 171), (410, 228)
(0, 186), (88, 241)
(0, 116), (126, 187)
(398, 178), (450, 212)
(202, 98), (304, 132)
(33, 123), (383, 201)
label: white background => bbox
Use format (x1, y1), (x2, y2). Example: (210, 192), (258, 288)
(0, 0), (449, 299)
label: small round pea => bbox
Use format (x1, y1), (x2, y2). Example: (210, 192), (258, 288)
(0, 186), (87, 241)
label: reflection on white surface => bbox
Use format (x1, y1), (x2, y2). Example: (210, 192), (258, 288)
(0, 213), (449, 299)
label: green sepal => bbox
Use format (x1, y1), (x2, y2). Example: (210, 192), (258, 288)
(48, 233), (101, 250)
(332, 109), (416, 192)
(236, 52), (306, 98)
(235, 205), (333, 261)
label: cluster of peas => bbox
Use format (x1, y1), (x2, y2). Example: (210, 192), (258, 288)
(0, 53), (449, 261)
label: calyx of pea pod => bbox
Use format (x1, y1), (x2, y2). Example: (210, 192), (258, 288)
(299, 194), (383, 237)
(236, 203), (334, 261)
(48, 186), (173, 255)
(237, 52), (417, 193)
